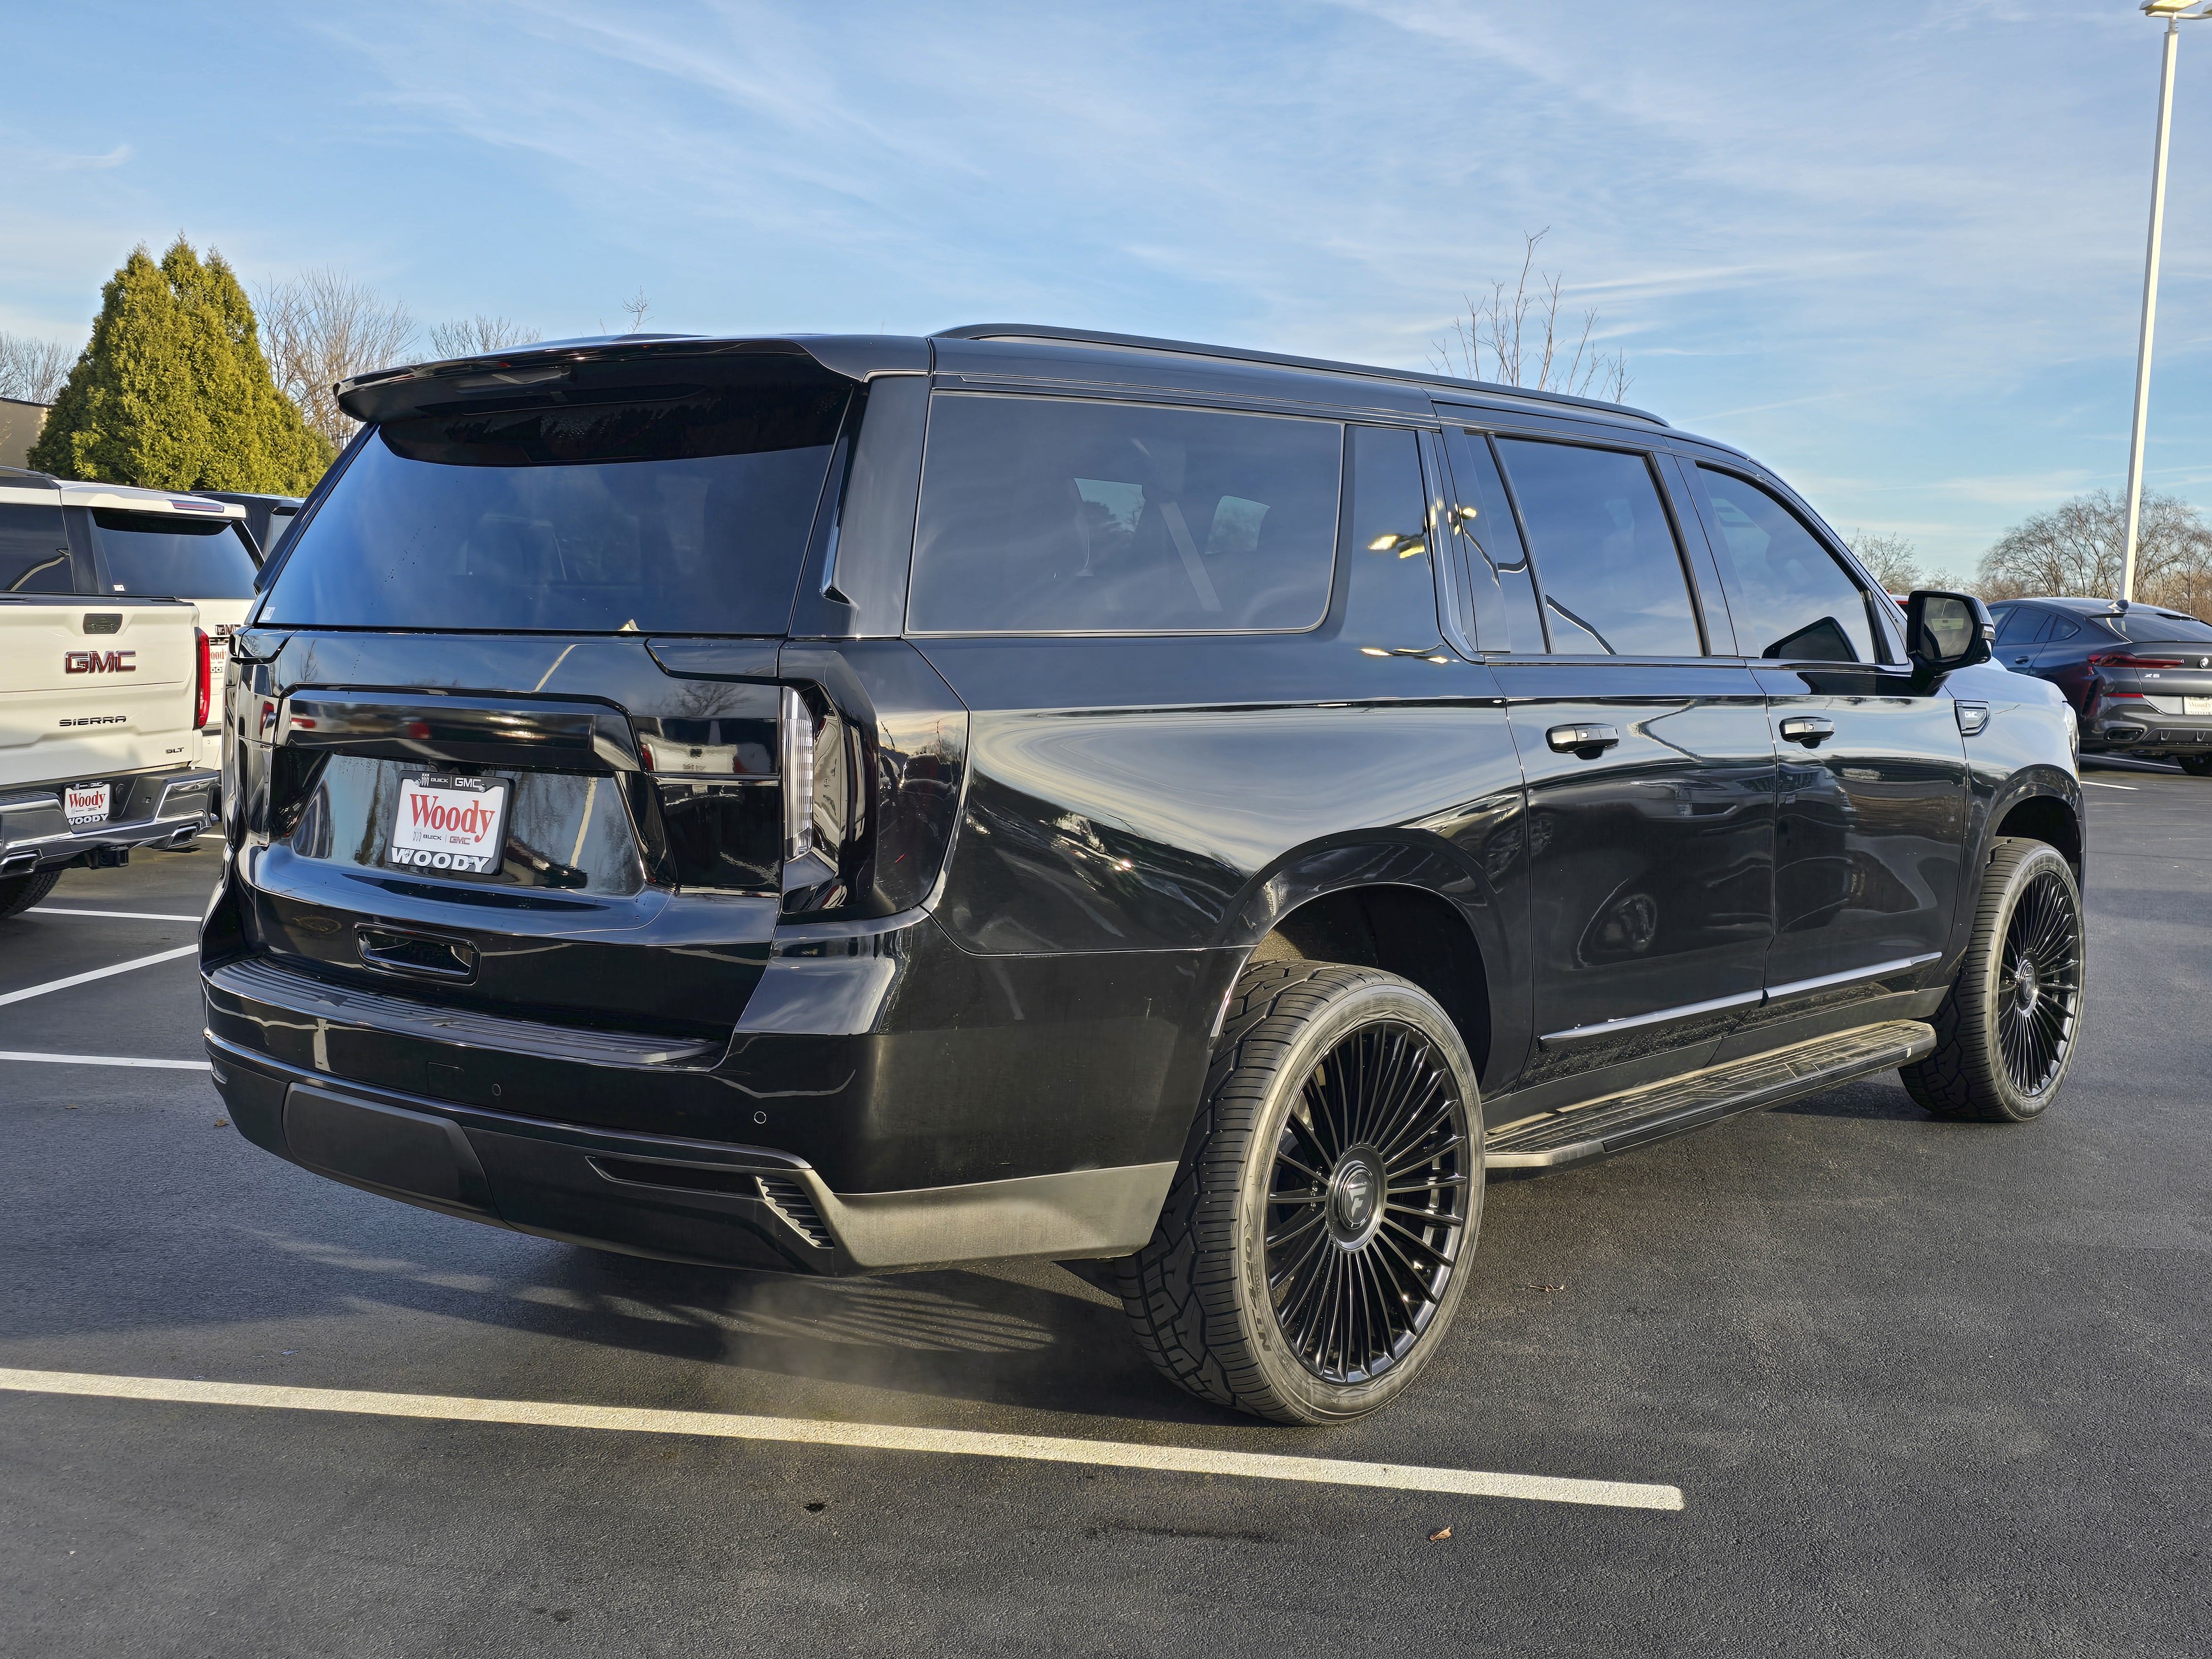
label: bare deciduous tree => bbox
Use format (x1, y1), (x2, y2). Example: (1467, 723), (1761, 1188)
(256, 269), (417, 448)
(619, 290), (652, 334)
(427, 316), (543, 358)
(1432, 229), (1631, 403)
(0, 332), (76, 404)
(1977, 488), (2212, 616)
(1847, 530), (1925, 595)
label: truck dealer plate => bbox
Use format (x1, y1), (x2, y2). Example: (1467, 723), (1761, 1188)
(389, 775), (508, 875)
(64, 781), (111, 826)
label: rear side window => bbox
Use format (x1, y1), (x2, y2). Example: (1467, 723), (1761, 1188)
(262, 360), (852, 634)
(0, 499), (72, 594)
(907, 394), (1340, 633)
(1494, 440), (1701, 656)
(1696, 469), (1876, 664)
(94, 511), (259, 598)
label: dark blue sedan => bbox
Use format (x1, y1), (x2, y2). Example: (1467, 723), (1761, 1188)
(1988, 596), (2212, 775)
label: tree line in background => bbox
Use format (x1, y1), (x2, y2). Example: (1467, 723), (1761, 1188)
(7, 236), (2211, 614)
(11, 236), (547, 493)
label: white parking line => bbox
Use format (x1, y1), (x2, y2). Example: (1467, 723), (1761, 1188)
(0, 946), (197, 1009)
(2081, 780), (2138, 791)
(0, 1368), (1684, 1512)
(29, 907), (202, 922)
(0, 1051), (209, 1071)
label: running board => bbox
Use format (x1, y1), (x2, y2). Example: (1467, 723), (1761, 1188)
(1485, 1020), (1938, 1172)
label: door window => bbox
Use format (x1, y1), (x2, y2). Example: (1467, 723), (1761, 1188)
(909, 394), (1341, 633)
(0, 500), (73, 593)
(1697, 468), (1877, 664)
(1340, 426), (1443, 649)
(1494, 440), (1701, 656)
(1449, 431), (1546, 651)
(1995, 606), (2051, 646)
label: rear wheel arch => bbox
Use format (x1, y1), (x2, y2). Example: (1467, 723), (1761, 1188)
(1245, 879), (1495, 1084)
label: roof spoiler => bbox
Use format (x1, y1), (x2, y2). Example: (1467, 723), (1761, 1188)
(333, 334), (929, 425)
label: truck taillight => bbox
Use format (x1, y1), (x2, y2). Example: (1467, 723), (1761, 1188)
(194, 628), (212, 729)
(781, 686), (815, 861)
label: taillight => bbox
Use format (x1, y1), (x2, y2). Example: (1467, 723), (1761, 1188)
(780, 686), (815, 862)
(194, 628), (212, 729)
(2087, 651), (2184, 669)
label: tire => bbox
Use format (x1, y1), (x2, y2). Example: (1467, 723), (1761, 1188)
(2177, 755), (2212, 778)
(1900, 837), (2084, 1121)
(1112, 960), (1483, 1425)
(0, 868), (62, 920)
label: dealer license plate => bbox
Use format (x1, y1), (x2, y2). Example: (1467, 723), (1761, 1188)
(388, 775), (509, 876)
(64, 781), (111, 826)
(2185, 696), (2212, 716)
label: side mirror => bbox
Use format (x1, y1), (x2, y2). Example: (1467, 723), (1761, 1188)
(1904, 590), (1994, 682)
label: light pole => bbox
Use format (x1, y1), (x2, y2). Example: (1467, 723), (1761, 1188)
(2121, 0), (2211, 602)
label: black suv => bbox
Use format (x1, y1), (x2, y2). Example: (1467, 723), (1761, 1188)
(1987, 595), (2212, 774)
(206, 326), (2085, 1424)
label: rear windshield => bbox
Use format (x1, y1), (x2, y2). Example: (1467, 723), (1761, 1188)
(2109, 609), (2212, 644)
(94, 510), (260, 598)
(261, 359), (851, 634)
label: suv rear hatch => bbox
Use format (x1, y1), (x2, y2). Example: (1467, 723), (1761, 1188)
(222, 345), (859, 1051)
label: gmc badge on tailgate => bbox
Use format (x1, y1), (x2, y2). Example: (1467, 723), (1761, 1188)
(65, 650), (135, 673)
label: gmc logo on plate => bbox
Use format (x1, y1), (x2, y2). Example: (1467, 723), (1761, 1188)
(65, 650), (135, 674)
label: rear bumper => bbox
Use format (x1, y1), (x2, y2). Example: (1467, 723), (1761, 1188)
(206, 1033), (1174, 1275)
(1, 769), (217, 874)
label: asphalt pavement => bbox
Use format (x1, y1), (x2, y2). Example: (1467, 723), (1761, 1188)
(2, 762), (2206, 1658)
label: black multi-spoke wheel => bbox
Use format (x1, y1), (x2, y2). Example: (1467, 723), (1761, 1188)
(1903, 837), (2085, 1122)
(1994, 868), (2080, 1096)
(1263, 1022), (1470, 1386)
(1114, 959), (1481, 1425)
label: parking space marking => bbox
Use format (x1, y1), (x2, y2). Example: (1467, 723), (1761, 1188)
(0, 946), (198, 1009)
(0, 1368), (1685, 1512)
(2082, 781), (2138, 791)
(29, 907), (202, 922)
(0, 1051), (210, 1071)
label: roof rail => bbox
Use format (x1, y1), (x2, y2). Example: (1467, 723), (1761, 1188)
(932, 322), (1669, 428)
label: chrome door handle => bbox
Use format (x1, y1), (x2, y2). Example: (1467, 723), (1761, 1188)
(1547, 723), (1620, 757)
(1778, 716), (1835, 748)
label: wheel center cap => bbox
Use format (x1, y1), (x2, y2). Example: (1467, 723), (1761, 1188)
(1328, 1154), (1383, 1244)
(2016, 958), (2039, 1009)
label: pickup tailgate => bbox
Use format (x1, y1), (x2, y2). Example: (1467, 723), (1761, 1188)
(0, 599), (202, 782)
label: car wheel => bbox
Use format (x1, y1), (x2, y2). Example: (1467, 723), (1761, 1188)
(1113, 959), (1481, 1425)
(1901, 837), (2084, 1122)
(0, 868), (62, 920)
(2177, 755), (2212, 778)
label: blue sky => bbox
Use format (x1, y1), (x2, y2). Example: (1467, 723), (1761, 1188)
(4, 1), (2207, 580)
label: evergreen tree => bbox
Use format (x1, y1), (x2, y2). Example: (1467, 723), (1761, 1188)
(29, 238), (333, 493)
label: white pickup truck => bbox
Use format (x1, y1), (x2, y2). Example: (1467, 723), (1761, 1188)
(1, 468), (222, 918)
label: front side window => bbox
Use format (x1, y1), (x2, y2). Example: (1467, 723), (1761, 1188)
(1494, 439), (1700, 656)
(907, 394), (1340, 633)
(1697, 468), (1876, 664)
(95, 512), (260, 598)
(262, 359), (852, 633)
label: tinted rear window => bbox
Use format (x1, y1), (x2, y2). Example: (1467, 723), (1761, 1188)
(908, 394), (1341, 633)
(2110, 609), (2212, 644)
(0, 499), (72, 593)
(262, 360), (851, 634)
(94, 511), (260, 598)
